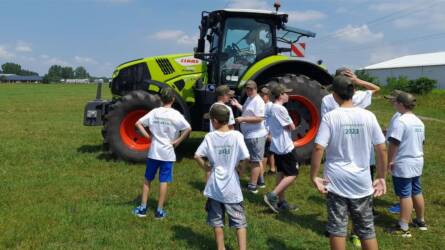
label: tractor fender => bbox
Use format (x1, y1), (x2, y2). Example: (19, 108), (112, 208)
(143, 79), (191, 122)
(242, 59), (333, 87)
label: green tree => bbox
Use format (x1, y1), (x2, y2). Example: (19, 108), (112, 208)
(45, 65), (64, 83)
(61, 66), (74, 79)
(74, 66), (89, 79)
(1, 62), (22, 75)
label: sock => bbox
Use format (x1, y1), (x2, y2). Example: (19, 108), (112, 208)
(399, 221), (409, 231)
(416, 217), (425, 223)
(258, 175), (265, 183)
(140, 204), (147, 209)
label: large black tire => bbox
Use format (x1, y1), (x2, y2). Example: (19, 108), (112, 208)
(267, 74), (329, 163)
(103, 90), (161, 162)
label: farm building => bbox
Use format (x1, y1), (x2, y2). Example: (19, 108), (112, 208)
(0, 74), (43, 83)
(363, 51), (445, 89)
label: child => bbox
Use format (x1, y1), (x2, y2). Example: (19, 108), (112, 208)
(195, 104), (250, 250)
(132, 87), (191, 219)
(264, 84), (299, 213)
(311, 75), (387, 250)
(386, 90), (427, 237)
(209, 85), (236, 132)
(259, 86), (276, 175)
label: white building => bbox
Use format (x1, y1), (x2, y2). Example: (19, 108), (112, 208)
(363, 51), (445, 89)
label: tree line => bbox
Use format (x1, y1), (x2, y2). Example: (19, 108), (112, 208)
(0, 62), (90, 83)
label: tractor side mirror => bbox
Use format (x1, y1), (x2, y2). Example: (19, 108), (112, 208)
(197, 38), (205, 53)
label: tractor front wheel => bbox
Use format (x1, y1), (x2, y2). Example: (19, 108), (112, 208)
(103, 90), (161, 162)
(268, 74), (329, 163)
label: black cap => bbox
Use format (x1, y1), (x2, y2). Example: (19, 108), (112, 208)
(271, 84), (293, 97)
(335, 67), (351, 76)
(385, 90), (416, 109)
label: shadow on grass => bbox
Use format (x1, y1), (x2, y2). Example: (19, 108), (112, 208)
(189, 180), (205, 192)
(172, 225), (214, 250)
(77, 144), (102, 153)
(307, 195), (325, 205)
(276, 212), (326, 237)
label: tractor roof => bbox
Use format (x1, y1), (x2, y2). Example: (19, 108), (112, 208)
(208, 9), (288, 22)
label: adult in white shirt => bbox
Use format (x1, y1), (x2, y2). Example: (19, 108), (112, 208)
(231, 80), (268, 194)
(311, 75), (387, 250)
(133, 87), (191, 219)
(320, 67), (380, 117)
(386, 90), (427, 235)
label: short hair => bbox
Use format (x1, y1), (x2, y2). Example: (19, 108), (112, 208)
(209, 104), (230, 124)
(160, 87), (175, 103)
(335, 67), (351, 76)
(332, 75), (354, 100)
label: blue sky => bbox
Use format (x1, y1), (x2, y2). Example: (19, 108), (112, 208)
(1, 0), (444, 77)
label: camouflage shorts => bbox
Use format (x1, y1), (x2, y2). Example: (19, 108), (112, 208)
(326, 192), (376, 240)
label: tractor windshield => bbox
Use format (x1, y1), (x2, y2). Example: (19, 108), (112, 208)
(219, 17), (273, 85)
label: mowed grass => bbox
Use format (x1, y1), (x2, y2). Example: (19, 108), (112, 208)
(0, 84), (444, 249)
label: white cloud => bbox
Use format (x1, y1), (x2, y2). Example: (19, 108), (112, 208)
(227, 0), (269, 10)
(0, 46), (15, 60)
(40, 54), (50, 59)
(368, 45), (409, 64)
(75, 56), (98, 65)
(151, 30), (198, 46)
(15, 40), (32, 53)
(334, 25), (383, 44)
(287, 10), (326, 23)
(45, 57), (71, 66)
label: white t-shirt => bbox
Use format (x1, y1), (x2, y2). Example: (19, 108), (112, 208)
(209, 102), (235, 132)
(195, 130), (250, 203)
(315, 107), (385, 199)
(388, 113), (425, 178)
(138, 107), (191, 162)
(386, 112), (401, 141)
(240, 94), (268, 139)
(321, 90), (373, 117)
(264, 101), (273, 131)
(269, 103), (294, 155)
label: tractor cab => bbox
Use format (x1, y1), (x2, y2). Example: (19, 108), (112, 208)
(194, 9), (316, 88)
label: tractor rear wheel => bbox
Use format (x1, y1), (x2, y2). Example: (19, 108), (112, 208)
(268, 74), (329, 163)
(103, 90), (161, 162)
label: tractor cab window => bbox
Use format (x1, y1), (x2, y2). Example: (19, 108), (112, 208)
(219, 18), (272, 85)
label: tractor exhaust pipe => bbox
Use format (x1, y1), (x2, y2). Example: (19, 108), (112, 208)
(95, 79), (103, 100)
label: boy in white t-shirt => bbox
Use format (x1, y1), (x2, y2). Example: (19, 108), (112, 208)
(195, 104), (250, 250)
(231, 80), (268, 194)
(259, 86), (276, 175)
(132, 87), (191, 219)
(209, 85), (236, 132)
(263, 84), (300, 213)
(386, 90), (427, 237)
(311, 75), (387, 250)
(320, 67), (380, 117)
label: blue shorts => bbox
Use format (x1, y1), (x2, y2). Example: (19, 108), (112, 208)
(392, 176), (422, 198)
(145, 158), (174, 183)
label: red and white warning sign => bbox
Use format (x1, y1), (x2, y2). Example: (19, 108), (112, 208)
(291, 43), (305, 57)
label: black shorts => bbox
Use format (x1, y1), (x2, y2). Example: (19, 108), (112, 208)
(274, 149), (299, 176)
(264, 140), (272, 157)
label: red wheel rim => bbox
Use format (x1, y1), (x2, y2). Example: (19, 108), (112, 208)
(119, 110), (151, 151)
(287, 95), (320, 147)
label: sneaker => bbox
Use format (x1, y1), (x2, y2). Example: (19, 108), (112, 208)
(412, 219), (428, 231)
(264, 192), (280, 213)
(278, 200), (299, 211)
(132, 205), (147, 218)
(247, 184), (258, 194)
(350, 234), (361, 248)
(155, 208), (167, 219)
(388, 224), (412, 238)
(388, 203), (401, 214)
(350, 235), (361, 248)
(257, 181), (266, 189)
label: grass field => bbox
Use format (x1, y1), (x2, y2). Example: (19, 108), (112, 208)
(0, 84), (444, 249)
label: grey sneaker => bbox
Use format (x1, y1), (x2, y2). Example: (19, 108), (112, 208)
(247, 184), (258, 194)
(264, 192), (279, 213)
(412, 219), (428, 231)
(278, 200), (299, 211)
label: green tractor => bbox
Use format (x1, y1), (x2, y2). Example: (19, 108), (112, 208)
(84, 7), (332, 163)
